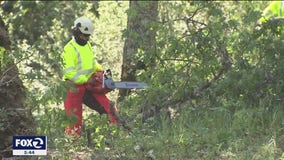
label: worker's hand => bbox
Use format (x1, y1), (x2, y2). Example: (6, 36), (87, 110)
(87, 77), (96, 86)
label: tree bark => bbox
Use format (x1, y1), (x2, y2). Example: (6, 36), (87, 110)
(0, 17), (35, 158)
(119, 1), (158, 101)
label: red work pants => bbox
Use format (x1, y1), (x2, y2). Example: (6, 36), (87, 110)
(64, 83), (118, 137)
(64, 84), (85, 136)
(87, 92), (118, 124)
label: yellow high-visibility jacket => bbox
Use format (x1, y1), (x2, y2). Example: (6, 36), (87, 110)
(259, 1), (284, 22)
(62, 39), (102, 84)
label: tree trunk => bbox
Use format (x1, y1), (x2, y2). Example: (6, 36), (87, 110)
(0, 17), (35, 158)
(119, 1), (158, 101)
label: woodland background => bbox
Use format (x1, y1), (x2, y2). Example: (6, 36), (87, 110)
(0, 1), (284, 160)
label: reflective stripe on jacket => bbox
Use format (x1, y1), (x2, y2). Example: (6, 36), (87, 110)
(62, 39), (102, 84)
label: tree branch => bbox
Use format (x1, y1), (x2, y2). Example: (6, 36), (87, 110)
(178, 45), (232, 103)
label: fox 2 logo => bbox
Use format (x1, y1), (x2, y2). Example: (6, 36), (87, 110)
(13, 136), (46, 150)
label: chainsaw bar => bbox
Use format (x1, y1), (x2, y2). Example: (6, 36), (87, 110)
(104, 79), (148, 90)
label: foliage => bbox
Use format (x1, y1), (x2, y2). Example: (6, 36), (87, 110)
(1, 1), (284, 159)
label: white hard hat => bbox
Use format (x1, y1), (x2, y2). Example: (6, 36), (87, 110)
(73, 17), (94, 35)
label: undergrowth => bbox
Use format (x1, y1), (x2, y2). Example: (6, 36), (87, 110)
(33, 101), (284, 160)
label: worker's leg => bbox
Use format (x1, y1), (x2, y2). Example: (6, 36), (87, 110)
(83, 92), (118, 124)
(83, 90), (107, 115)
(93, 93), (118, 124)
(64, 84), (86, 136)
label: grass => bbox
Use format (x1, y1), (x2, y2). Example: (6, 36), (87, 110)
(32, 101), (284, 160)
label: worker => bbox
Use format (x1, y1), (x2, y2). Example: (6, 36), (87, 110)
(259, 1), (284, 23)
(62, 17), (118, 138)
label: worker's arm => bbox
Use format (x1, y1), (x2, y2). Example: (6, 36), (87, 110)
(62, 45), (78, 82)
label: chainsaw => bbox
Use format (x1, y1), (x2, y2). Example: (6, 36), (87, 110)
(86, 69), (148, 93)
(103, 69), (148, 90)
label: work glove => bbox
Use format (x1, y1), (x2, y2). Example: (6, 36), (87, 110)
(87, 77), (96, 86)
